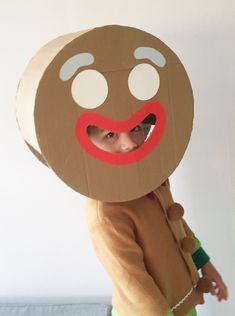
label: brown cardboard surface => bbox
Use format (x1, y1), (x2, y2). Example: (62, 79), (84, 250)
(16, 25), (194, 202)
(16, 29), (91, 160)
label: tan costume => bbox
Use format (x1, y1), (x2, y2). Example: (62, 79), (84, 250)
(86, 181), (209, 316)
(16, 25), (213, 316)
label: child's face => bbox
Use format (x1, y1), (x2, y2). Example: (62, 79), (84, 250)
(88, 124), (149, 153)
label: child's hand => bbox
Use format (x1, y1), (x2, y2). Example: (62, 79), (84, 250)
(201, 261), (228, 301)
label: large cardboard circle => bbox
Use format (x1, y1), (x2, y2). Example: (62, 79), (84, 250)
(16, 25), (194, 202)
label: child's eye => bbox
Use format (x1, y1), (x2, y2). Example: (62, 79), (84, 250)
(105, 132), (117, 139)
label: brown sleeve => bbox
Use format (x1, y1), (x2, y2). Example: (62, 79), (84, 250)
(88, 216), (170, 316)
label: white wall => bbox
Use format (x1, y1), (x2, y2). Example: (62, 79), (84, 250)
(0, 0), (234, 315)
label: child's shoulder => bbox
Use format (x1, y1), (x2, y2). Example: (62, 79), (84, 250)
(86, 199), (127, 221)
(85, 198), (135, 226)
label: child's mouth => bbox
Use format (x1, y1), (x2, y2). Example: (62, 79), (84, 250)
(75, 101), (166, 165)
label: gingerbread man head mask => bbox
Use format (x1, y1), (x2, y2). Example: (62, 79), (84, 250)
(16, 25), (193, 202)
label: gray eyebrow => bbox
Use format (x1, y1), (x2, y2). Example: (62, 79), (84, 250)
(59, 52), (95, 81)
(134, 47), (166, 67)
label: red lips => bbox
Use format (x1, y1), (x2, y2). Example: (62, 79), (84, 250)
(75, 101), (166, 165)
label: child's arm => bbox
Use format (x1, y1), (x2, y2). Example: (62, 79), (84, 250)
(181, 219), (228, 302)
(89, 217), (173, 316)
(201, 261), (228, 301)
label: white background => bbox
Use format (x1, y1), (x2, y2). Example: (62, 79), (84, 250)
(0, 1), (234, 315)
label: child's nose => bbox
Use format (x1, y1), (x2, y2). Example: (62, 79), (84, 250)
(119, 133), (138, 152)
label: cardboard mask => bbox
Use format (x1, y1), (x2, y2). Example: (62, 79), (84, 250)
(16, 25), (193, 202)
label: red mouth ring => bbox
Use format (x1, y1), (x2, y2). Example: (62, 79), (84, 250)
(75, 101), (166, 165)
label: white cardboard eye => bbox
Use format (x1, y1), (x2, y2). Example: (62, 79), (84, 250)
(128, 63), (160, 100)
(71, 69), (108, 109)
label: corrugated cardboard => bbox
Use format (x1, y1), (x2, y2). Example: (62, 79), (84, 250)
(16, 25), (193, 202)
